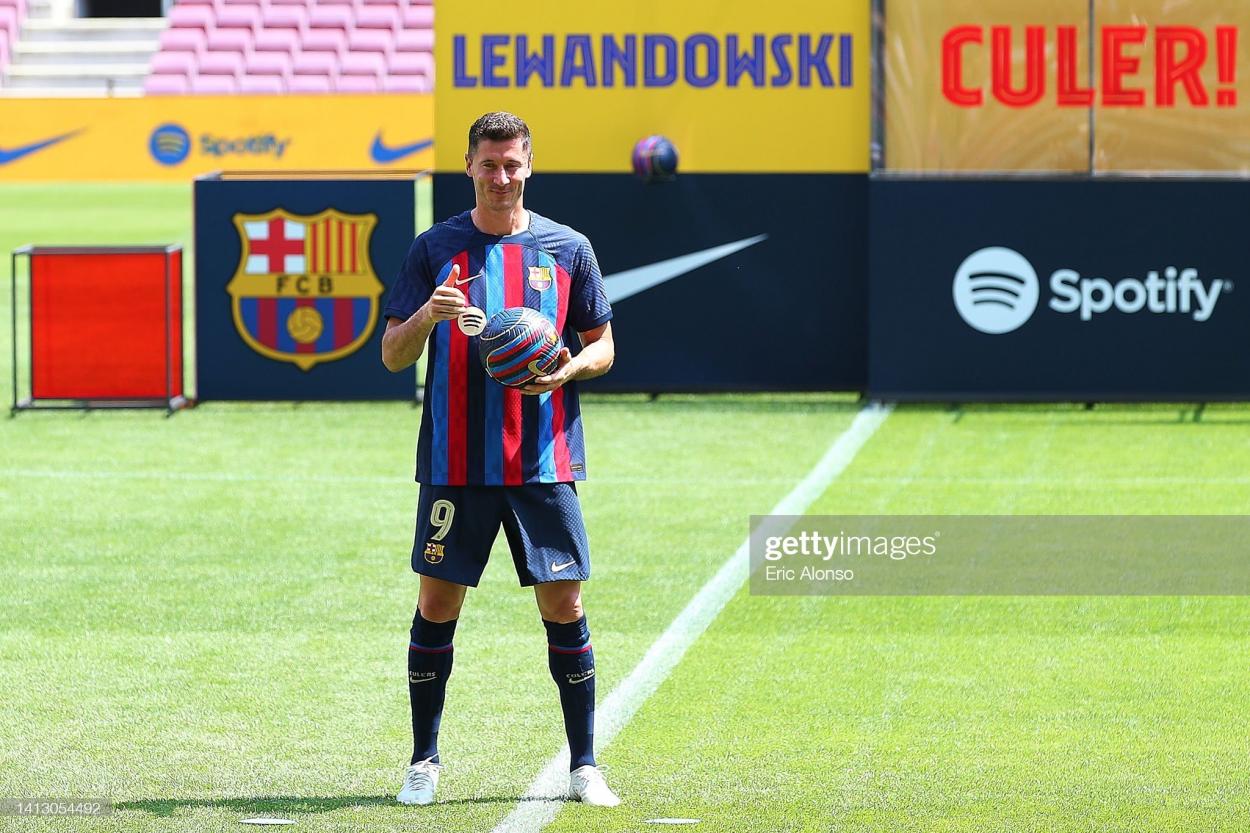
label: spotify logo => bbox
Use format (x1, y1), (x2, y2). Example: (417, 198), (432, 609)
(952, 247), (1040, 334)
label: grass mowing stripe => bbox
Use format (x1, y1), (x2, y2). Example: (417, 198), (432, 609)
(491, 403), (893, 833)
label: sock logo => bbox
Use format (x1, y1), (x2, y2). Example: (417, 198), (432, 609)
(566, 668), (596, 685)
(409, 671), (438, 684)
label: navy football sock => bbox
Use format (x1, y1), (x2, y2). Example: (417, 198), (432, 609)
(409, 610), (457, 765)
(544, 616), (596, 770)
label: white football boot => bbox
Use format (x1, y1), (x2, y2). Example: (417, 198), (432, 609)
(568, 765), (621, 807)
(397, 758), (441, 805)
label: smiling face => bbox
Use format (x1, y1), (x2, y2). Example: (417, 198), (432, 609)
(466, 137), (532, 214)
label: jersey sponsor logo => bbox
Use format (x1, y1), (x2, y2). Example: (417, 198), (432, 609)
(423, 542), (446, 564)
(452, 33), (855, 89)
(227, 208), (383, 371)
(527, 265), (552, 291)
(551, 559), (577, 573)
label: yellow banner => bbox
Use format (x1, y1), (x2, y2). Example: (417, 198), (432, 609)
(434, 0), (869, 173)
(0, 94), (434, 181)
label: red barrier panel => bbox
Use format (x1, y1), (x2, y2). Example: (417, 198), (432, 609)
(13, 246), (184, 411)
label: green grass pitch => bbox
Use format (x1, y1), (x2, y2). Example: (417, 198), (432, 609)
(2, 185), (1248, 832)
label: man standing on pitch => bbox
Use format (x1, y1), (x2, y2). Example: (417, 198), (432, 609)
(381, 112), (618, 807)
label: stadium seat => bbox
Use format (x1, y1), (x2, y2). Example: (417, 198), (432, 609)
(158, 27), (207, 54)
(388, 51), (432, 77)
(353, 6), (397, 32)
(172, 0), (215, 6)
(348, 28), (391, 56)
(252, 28), (300, 55)
(300, 28), (346, 57)
(339, 50), (384, 79)
(198, 49), (245, 76)
(260, 4), (305, 32)
(246, 49), (291, 77)
(205, 27), (252, 53)
(239, 74), (284, 93)
(401, 5), (433, 28)
(307, 5), (353, 32)
(292, 49), (337, 76)
(150, 50), (196, 76)
(167, 4), (215, 32)
(287, 73), (333, 93)
(383, 74), (431, 93)
(393, 29), (433, 53)
(337, 74), (380, 92)
(317, 0), (354, 6)
(214, 4), (260, 32)
(265, 0), (308, 6)
(189, 74), (238, 93)
(0, 5), (20, 36)
(144, 73), (191, 94)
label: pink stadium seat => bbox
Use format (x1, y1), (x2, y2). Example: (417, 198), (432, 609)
(339, 51), (384, 78)
(354, 6), (397, 31)
(360, 0), (401, 5)
(336, 74), (380, 92)
(221, 0), (262, 5)
(300, 28), (345, 56)
(205, 27), (251, 52)
(214, 4), (259, 32)
(288, 73), (333, 92)
(265, 0), (307, 6)
(239, 74), (284, 93)
(317, 0), (353, 5)
(252, 28), (299, 55)
(246, 49), (291, 77)
(388, 51), (432, 77)
(306, 4), (352, 31)
(167, 4), (213, 31)
(158, 27), (206, 53)
(198, 50), (244, 76)
(393, 29), (432, 53)
(348, 28), (391, 55)
(171, 0), (213, 6)
(189, 74), (238, 93)
(260, 4), (304, 31)
(401, 5), (433, 28)
(0, 6), (19, 34)
(150, 50), (196, 75)
(144, 73), (191, 94)
(409, 0), (432, 5)
(292, 50), (337, 76)
(383, 74), (431, 93)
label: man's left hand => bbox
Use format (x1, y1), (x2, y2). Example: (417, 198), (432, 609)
(521, 348), (576, 394)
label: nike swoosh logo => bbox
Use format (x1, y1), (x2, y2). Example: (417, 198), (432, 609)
(410, 676), (438, 684)
(0, 130), (85, 165)
(603, 234), (768, 303)
(370, 134), (434, 164)
(454, 272), (482, 286)
(551, 560), (577, 572)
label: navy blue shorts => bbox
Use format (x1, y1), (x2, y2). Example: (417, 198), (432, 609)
(412, 483), (590, 587)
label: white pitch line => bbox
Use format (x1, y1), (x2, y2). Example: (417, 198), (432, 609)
(491, 402), (893, 833)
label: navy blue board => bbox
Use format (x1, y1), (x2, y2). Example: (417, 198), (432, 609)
(870, 178), (1250, 400)
(434, 173), (868, 392)
(195, 174), (418, 400)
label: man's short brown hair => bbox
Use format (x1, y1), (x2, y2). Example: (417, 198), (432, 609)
(467, 111), (532, 160)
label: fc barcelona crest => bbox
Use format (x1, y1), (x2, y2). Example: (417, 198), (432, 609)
(227, 208), (383, 371)
(528, 266), (552, 291)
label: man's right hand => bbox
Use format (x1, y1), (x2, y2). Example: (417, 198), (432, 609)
(424, 263), (467, 322)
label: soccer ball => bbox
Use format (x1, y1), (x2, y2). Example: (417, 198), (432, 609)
(632, 135), (679, 182)
(478, 307), (564, 387)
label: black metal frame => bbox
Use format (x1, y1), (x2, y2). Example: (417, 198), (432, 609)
(10, 245), (188, 416)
